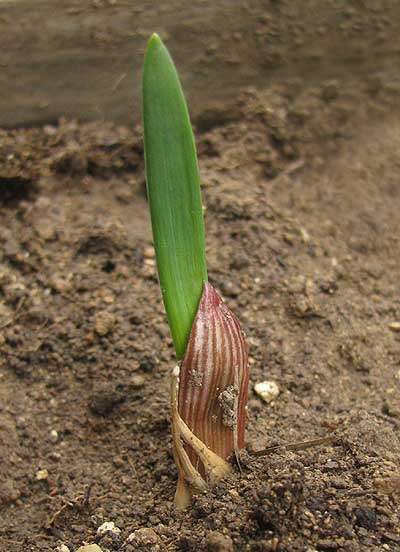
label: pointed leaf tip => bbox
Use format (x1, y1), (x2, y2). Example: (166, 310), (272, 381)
(147, 32), (161, 49)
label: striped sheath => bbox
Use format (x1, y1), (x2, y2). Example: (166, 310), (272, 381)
(178, 282), (249, 473)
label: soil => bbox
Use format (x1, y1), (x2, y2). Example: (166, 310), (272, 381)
(1, 14), (400, 552)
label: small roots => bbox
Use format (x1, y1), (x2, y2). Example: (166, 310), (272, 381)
(171, 364), (232, 509)
(45, 482), (97, 528)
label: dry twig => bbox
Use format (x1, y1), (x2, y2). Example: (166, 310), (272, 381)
(250, 435), (336, 457)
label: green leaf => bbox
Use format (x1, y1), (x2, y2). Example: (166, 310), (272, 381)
(142, 34), (208, 359)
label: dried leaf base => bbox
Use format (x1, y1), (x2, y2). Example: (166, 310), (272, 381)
(171, 364), (232, 509)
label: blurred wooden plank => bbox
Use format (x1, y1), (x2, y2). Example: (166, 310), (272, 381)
(0, 0), (256, 128)
(1, 0), (399, 128)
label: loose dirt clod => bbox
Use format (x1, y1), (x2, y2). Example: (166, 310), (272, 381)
(218, 385), (239, 428)
(94, 311), (117, 336)
(206, 531), (234, 552)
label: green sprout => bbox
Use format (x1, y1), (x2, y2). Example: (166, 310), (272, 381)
(142, 33), (207, 360)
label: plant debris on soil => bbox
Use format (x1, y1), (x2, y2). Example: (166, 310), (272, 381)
(1, 78), (400, 551)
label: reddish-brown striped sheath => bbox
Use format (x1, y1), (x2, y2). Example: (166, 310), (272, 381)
(177, 282), (249, 477)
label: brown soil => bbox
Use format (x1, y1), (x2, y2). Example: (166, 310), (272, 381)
(1, 21), (400, 552)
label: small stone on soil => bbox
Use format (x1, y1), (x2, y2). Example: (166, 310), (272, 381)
(254, 381), (280, 403)
(126, 527), (159, 546)
(96, 520), (121, 537)
(143, 245), (155, 259)
(388, 321), (400, 332)
(76, 545), (103, 552)
(56, 545), (71, 552)
(94, 311), (116, 336)
(35, 468), (49, 480)
(130, 374), (145, 388)
(49, 429), (58, 443)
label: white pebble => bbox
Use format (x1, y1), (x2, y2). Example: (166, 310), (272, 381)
(143, 245), (155, 259)
(254, 381), (280, 403)
(96, 521), (121, 537)
(389, 321), (400, 332)
(300, 227), (310, 243)
(76, 546), (103, 552)
(36, 468), (49, 480)
(56, 545), (70, 552)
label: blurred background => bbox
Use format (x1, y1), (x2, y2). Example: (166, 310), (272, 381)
(1, 0), (399, 128)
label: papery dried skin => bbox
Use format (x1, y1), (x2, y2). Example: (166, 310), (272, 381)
(171, 364), (231, 509)
(178, 282), (249, 471)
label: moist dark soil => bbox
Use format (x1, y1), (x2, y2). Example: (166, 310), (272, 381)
(1, 47), (400, 552)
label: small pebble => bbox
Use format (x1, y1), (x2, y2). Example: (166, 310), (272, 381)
(299, 227), (310, 243)
(388, 321), (400, 332)
(127, 527), (159, 545)
(143, 245), (155, 259)
(76, 546), (103, 552)
(94, 311), (116, 336)
(56, 545), (71, 552)
(49, 452), (62, 462)
(254, 381), (280, 403)
(130, 375), (145, 388)
(228, 489), (240, 500)
(36, 468), (49, 481)
(49, 429), (59, 443)
(96, 521), (121, 537)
